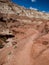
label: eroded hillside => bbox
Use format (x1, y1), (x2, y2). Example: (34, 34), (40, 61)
(0, 0), (49, 65)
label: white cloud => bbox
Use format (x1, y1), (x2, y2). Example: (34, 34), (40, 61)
(31, 0), (36, 2)
(30, 7), (38, 10)
(42, 11), (45, 13)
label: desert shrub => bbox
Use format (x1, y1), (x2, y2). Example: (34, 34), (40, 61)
(44, 24), (49, 33)
(1, 37), (7, 42)
(0, 42), (4, 48)
(14, 45), (17, 49)
(8, 52), (11, 55)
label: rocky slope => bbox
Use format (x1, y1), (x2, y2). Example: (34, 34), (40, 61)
(0, 0), (49, 65)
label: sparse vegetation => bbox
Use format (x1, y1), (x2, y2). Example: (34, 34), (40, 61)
(45, 24), (49, 33)
(0, 42), (4, 48)
(14, 45), (17, 49)
(0, 37), (7, 42)
(17, 13), (19, 15)
(0, 37), (7, 49)
(8, 52), (11, 55)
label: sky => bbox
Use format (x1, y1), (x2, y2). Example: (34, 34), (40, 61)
(12, 0), (49, 12)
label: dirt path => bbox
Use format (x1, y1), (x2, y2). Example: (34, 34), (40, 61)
(14, 30), (40, 65)
(6, 29), (39, 65)
(0, 29), (40, 65)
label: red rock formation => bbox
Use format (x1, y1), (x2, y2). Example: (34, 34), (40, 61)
(0, 0), (49, 65)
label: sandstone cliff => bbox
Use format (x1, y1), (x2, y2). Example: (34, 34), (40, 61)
(0, 0), (49, 65)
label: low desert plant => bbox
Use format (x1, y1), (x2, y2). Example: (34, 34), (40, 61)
(1, 37), (7, 42)
(8, 52), (11, 55)
(14, 45), (17, 49)
(0, 42), (4, 48)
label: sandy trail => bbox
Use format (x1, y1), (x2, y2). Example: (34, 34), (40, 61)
(0, 29), (40, 65)
(7, 31), (39, 65)
(14, 30), (40, 65)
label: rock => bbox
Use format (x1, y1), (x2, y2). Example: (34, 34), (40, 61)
(32, 34), (49, 65)
(0, 0), (49, 65)
(0, 0), (11, 2)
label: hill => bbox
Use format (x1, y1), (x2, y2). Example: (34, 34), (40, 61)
(0, 0), (49, 65)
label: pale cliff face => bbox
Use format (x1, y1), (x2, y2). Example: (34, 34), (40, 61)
(0, 0), (49, 19)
